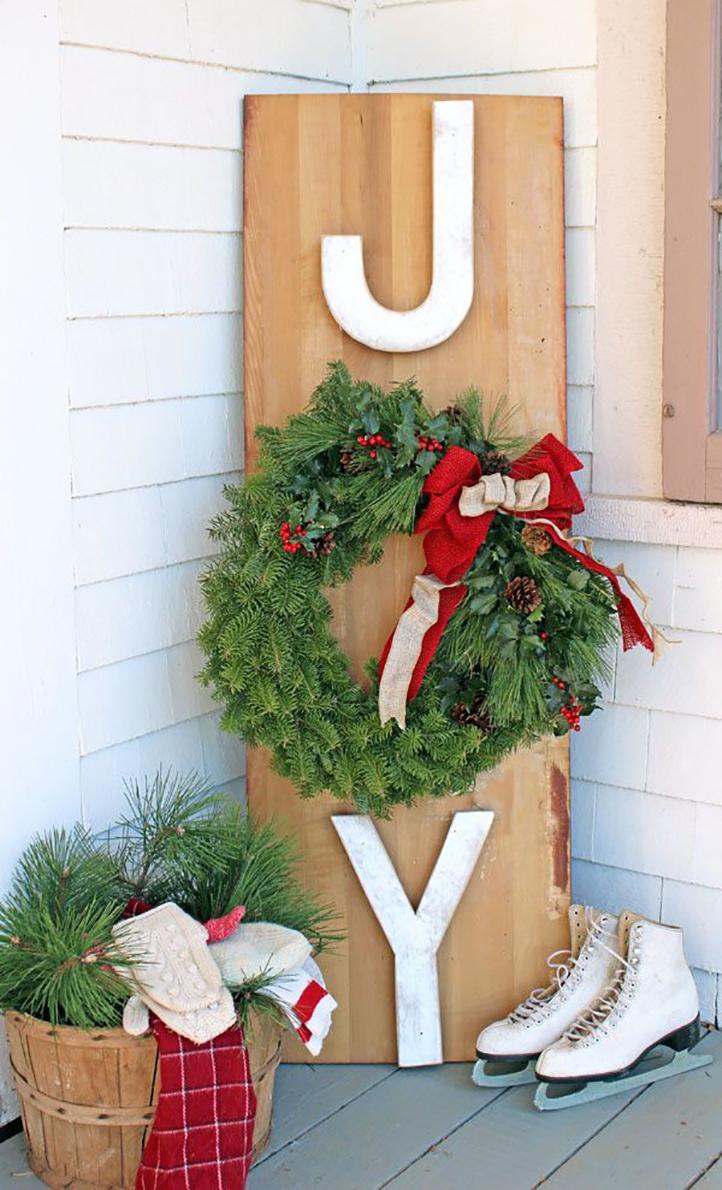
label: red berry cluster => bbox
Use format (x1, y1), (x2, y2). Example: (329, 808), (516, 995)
(552, 676), (582, 731)
(356, 433), (391, 460)
(280, 521), (308, 554)
(417, 434), (444, 453)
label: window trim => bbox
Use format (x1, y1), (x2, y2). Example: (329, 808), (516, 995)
(663, 0), (722, 501)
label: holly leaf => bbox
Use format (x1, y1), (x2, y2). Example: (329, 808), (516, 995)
(469, 591), (497, 615)
(304, 490), (320, 521)
(395, 397), (420, 464)
(466, 573), (496, 591)
(427, 414), (450, 438)
(416, 450), (439, 476)
(362, 407), (381, 435)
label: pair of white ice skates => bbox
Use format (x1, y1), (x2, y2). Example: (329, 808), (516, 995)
(474, 905), (712, 1110)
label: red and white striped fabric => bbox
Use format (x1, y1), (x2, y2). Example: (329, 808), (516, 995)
(136, 1016), (256, 1190)
(265, 958), (337, 1057)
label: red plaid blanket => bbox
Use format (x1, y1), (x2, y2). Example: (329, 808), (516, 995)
(136, 1017), (256, 1189)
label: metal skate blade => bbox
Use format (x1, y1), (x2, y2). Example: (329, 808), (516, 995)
(534, 1047), (713, 1111)
(472, 1056), (537, 1088)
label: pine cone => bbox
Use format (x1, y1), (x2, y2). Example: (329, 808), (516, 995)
(521, 524), (552, 556)
(339, 448), (363, 474)
(480, 450), (512, 476)
(307, 531), (336, 558)
(441, 404), (465, 426)
(505, 575), (542, 614)
(451, 697), (493, 734)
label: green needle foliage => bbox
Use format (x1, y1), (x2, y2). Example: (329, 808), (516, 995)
(0, 827), (130, 1027)
(199, 362), (620, 817)
(0, 773), (338, 1029)
(102, 769), (233, 905)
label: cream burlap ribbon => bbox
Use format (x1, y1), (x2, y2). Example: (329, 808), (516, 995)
(458, 471), (550, 518)
(378, 471), (552, 728)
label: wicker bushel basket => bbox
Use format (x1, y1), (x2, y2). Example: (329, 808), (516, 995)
(5, 1010), (282, 1189)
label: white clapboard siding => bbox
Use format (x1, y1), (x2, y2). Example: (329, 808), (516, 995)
(67, 313), (242, 408)
(60, 0), (352, 82)
(594, 540), (676, 623)
(590, 783), (696, 883)
(367, 0), (596, 82)
(60, 46), (342, 148)
(70, 394), (242, 496)
(63, 140), (242, 232)
(647, 711), (722, 804)
(616, 628), (722, 717)
(79, 710), (244, 826)
(78, 640), (215, 755)
(75, 559), (205, 672)
(80, 718), (220, 825)
(65, 229), (241, 319)
(573, 703), (651, 790)
(567, 385), (593, 452)
(186, 0), (353, 81)
(372, 70), (597, 149)
(570, 777), (594, 861)
(566, 307), (594, 386)
(73, 472), (239, 584)
(675, 546), (722, 633)
(566, 228), (595, 307)
(60, 0), (191, 58)
(565, 146), (596, 226)
(572, 858), (664, 920)
(662, 881), (722, 974)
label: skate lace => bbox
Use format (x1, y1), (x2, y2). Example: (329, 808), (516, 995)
(507, 914), (614, 1024)
(563, 936), (631, 1042)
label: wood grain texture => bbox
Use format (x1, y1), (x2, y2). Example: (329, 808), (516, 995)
(244, 93), (568, 1063)
(5, 1012), (280, 1188)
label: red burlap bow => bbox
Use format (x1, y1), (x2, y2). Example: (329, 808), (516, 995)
(378, 434), (654, 726)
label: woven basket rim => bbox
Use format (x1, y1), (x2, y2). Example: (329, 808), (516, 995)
(5, 1008), (284, 1044)
(5, 1010), (154, 1045)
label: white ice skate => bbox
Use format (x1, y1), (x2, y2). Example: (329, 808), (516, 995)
(472, 905), (620, 1088)
(534, 911), (713, 1110)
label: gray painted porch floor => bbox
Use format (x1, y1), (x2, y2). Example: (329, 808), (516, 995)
(1, 1029), (721, 1188)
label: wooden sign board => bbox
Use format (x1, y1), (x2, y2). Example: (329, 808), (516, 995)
(244, 93), (569, 1063)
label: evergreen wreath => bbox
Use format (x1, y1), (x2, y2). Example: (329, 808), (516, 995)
(200, 363), (650, 818)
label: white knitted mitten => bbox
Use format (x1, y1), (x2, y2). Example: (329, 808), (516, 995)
(113, 903), (236, 1044)
(209, 922), (312, 986)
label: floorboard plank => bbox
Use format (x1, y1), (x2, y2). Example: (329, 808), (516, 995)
(694, 1155), (722, 1186)
(543, 1032), (722, 1189)
(247, 1063), (503, 1188)
(386, 1079), (640, 1189)
(258, 1062), (396, 1160)
(0, 1131), (43, 1184)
